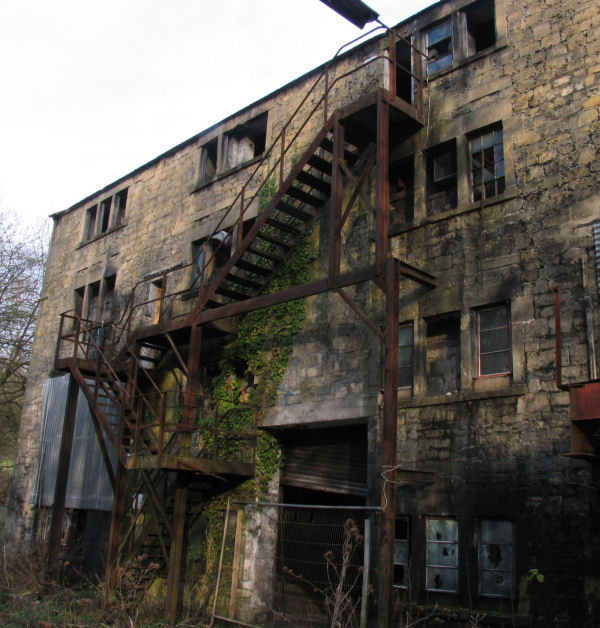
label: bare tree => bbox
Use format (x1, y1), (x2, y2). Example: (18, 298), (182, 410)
(0, 211), (47, 500)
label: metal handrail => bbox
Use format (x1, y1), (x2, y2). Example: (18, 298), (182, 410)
(107, 34), (427, 345)
(58, 28), (428, 364)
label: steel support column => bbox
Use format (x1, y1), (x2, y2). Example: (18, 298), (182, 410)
(378, 257), (400, 625)
(165, 323), (202, 620)
(165, 474), (189, 623)
(375, 92), (390, 271)
(45, 374), (79, 585)
(106, 460), (127, 588)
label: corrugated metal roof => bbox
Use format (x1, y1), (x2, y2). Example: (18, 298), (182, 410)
(30, 374), (118, 511)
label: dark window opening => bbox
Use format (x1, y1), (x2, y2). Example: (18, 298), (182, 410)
(114, 189), (128, 225)
(395, 36), (413, 103)
(74, 286), (85, 327)
(426, 312), (460, 396)
(102, 275), (116, 323)
(199, 137), (218, 184)
(426, 141), (457, 215)
(393, 517), (410, 589)
(222, 112), (268, 170)
(390, 156), (414, 224)
(470, 124), (505, 202)
(478, 304), (511, 376)
(426, 19), (453, 74)
(84, 206), (97, 241)
(398, 323), (414, 389)
(464, 0), (496, 55)
(99, 197), (112, 234)
(86, 281), (101, 323)
(478, 519), (514, 597)
(426, 517), (459, 593)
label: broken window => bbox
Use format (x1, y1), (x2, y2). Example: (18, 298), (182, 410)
(426, 20), (453, 74)
(84, 206), (97, 241)
(393, 516), (410, 589)
(191, 231), (231, 290)
(398, 323), (414, 389)
(463, 0), (496, 55)
(198, 137), (218, 184)
(390, 156), (414, 224)
(114, 189), (128, 225)
(478, 519), (514, 597)
(470, 124), (505, 202)
(222, 112), (268, 171)
(99, 197), (112, 234)
(426, 312), (460, 395)
(426, 141), (457, 215)
(477, 304), (511, 376)
(426, 517), (459, 593)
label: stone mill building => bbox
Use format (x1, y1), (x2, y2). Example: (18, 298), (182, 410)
(6, 0), (600, 625)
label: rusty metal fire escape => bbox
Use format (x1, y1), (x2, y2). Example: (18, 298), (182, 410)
(48, 29), (436, 623)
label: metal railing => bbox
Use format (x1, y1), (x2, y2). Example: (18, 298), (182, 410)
(90, 28), (428, 351)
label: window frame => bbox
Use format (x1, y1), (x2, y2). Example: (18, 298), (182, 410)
(425, 18), (454, 75)
(393, 516), (410, 590)
(82, 188), (128, 243)
(477, 303), (511, 378)
(477, 518), (515, 598)
(425, 516), (459, 593)
(469, 124), (505, 202)
(398, 323), (414, 390)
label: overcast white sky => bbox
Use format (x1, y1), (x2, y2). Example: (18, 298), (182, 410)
(0, 0), (435, 228)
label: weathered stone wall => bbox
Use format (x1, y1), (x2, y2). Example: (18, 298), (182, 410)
(5, 35), (386, 545)
(6, 0), (600, 623)
(259, 0), (600, 623)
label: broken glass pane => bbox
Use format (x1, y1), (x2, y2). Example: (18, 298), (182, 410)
(427, 566), (458, 592)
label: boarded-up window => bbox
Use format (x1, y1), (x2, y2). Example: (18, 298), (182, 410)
(478, 519), (514, 597)
(426, 517), (459, 593)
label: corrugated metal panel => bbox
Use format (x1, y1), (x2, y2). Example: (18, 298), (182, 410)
(30, 374), (118, 511)
(593, 222), (600, 296)
(281, 425), (367, 496)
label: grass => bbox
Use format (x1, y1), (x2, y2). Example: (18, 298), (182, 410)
(0, 550), (174, 628)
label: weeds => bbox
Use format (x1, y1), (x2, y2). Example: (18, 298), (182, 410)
(0, 547), (166, 627)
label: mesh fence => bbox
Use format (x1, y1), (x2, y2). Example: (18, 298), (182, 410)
(201, 502), (381, 628)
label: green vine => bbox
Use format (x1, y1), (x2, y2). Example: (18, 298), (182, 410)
(189, 170), (318, 615)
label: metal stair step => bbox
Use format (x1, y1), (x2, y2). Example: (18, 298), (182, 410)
(276, 200), (315, 221)
(283, 187), (323, 208)
(246, 246), (284, 263)
(254, 231), (293, 248)
(265, 217), (303, 236)
(295, 170), (331, 194)
(226, 273), (262, 290)
(307, 154), (332, 175)
(235, 258), (273, 276)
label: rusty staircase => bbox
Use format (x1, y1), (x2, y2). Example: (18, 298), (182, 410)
(49, 28), (434, 623)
